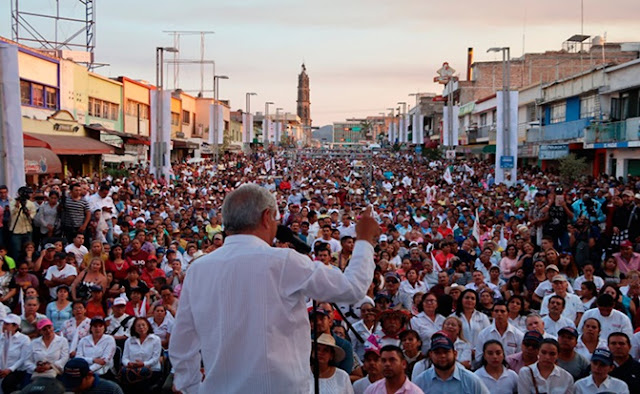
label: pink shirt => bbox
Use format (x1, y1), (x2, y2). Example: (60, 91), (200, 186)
(614, 252), (640, 274)
(364, 376), (424, 394)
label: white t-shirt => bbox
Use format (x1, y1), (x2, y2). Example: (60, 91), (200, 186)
(534, 280), (575, 297)
(44, 264), (78, 298)
(577, 308), (633, 339)
(310, 368), (354, 394)
(353, 376), (376, 394)
(64, 244), (88, 265)
(574, 275), (605, 292)
(475, 366), (518, 394)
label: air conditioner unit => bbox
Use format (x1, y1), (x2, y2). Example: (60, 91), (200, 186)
(526, 121), (540, 130)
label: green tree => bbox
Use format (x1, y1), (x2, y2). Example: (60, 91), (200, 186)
(558, 153), (588, 183)
(422, 146), (443, 161)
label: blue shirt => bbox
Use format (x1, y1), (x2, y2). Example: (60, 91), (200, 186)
(413, 365), (490, 394)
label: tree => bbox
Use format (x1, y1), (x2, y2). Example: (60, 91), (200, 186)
(422, 145), (443, 161)
(558, 153), (588, 183)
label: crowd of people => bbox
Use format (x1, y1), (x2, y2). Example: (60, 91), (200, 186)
(0, 147), (639, 393)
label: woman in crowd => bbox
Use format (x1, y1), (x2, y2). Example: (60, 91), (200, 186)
(456, 289), (490, 346)
(126, 287), (151, 317)
(545, 249), (560, 268)
(525, 260), (547, 308)
(20, 296), (47, 338)
(18, 241), (38, 269)
(148, 304), (173, 350)
(558, 252), (579, 286)
(61, 300), (91, 356)
(474, 340), (518, 394)
(574, 262), (604, 295)
(0, 258), (16, 305)
(105, 244), (130, 282)
(399, 268), (427, 310)
(507, 295), (528, 332)
(0, 314), (32, 393)
(29, 318), (69, 379)
(71, 257), (108, 301)
(499, 245), (520, 280)
(574, 317), (607, 361)
(442, 316), (472, 369)
(518, 242), (536, 277)
(399, 329), (424, 377)
(85, 285), (107, 319)
(580, 281), (598, 309)
(503, 275), (528, 300)
(76, 317), (116, 377)
(120, 317), (163, 393)
(598, 255), (624, 285)
(517, 338), (574, 394)
(410, 292), (445, 354)
(350, 301), (380, 362)
(600, 283), (635, 320)
(310, 333), (353, 394)
(46, 285), (72, 333)
(13, 262), (39, 291)
(118, 266), (150, 299)
(478, 289), (495, 317)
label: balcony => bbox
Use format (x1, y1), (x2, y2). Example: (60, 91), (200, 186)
(527, 118), (591, 143)
(585, 117), (640, 144)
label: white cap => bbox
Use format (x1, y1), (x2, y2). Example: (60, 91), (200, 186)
(379, 234), (388, 242)
(2, 314), (21, 325)
(113, 297), (127, 306)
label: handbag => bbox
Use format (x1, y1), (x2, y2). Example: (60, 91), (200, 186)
(75, 271), (91, 301)
(119, 366), (152, 384)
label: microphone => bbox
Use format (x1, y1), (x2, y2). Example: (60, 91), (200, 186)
(276, 225), (312, 254)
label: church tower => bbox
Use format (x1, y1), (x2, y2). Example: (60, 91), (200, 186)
(296, 64), (311, 129)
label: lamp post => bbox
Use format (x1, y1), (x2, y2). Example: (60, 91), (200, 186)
(244, 92), (257, 153)
(275, 107), (283, 146)
(264, 101), (274, 145)
(154, 46), (178, 178)
(213, 75), (228, 163)
(487, 46), (511, 183)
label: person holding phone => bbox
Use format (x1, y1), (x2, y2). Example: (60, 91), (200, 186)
(546, 188), (574, 251)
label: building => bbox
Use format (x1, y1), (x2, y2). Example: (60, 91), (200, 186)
(333, 121), (367, 145)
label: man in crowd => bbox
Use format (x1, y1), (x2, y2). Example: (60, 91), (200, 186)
(578, 294), (634, 339)
(474, 300), (524, 363)
(541, 295), (576, 337)
(540, 275), (584, 326)
(574, 348), (630, 393)
(506, 330), (542, 373)
(609, 332), (640, 392)
(363, 345), (423, 394)
(556, 326), (590, 381)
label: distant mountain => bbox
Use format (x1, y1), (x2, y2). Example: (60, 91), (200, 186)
(312, 125), (333, 143)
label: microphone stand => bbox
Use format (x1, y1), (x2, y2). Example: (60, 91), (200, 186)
(331, 303), (365, 344)
(312, 300), (319, 394)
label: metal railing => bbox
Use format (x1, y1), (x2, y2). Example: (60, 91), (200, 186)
(527, 118), (591, 142)
(585, 117), (640, 143)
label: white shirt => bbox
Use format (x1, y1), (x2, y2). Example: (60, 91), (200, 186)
(106, 313), (133, 338)
(540, 293), (584, 322)
(474, 366), (518, 394)
(122, 334), (162, 371)
(149, 314), (174, 343)
(574, 374), (629, 394)
(337, 223), (356, 238)
(575, 335), (607, 361)
(30, 334), (69, 374)
(169, 235), (375, 394)
(474, 322), (524, 362)
(76, 334), (116, 375)
(577, 308), (633, 339)
(399, 280), (428, 310)
(458, 310), (491, 345)
(44, 264), (78, 299)
(350, 320), (382, 362)
(455, 338), (472, 363)
(542, 315), (576, 337)
(64, 244), (88, 265)
(573, 275), (604, 292)
(410, 312), (445, 354)
(517, 362), (574, 394)
(0, 331), (32, 372)
(315, 237), (342, 254)
(535, 280), (575, 297)
(353, 376), (376, 394)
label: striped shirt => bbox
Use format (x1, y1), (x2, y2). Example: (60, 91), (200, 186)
(62, 196), (89, 228)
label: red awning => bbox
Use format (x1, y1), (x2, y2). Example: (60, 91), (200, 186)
(24, 147), (62, 175)
(23, 134), (49, 148)
(25, 133), (116, 155)
(127, 138), (150, 146)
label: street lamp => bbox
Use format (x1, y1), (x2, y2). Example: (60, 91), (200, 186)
(264, 101), (274, 144)
(154, 46), (178, 179)
(487, 46), (512, 183)
(213, 75), (229, 163)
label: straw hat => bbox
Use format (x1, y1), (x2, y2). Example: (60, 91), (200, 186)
(313, 333), (346, 362)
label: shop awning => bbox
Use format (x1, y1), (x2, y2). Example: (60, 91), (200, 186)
(482, 144), (496, 154)
(172, 139), (199, 149)
(85, 124), (150, 145)
(24, 147), (62, 174)
(25, 133), (116, 155)
(23, 134), (49, 148)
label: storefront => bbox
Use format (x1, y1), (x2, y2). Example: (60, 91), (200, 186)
(23, 134), (62, 184)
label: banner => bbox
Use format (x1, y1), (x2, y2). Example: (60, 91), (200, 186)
(262, 118), (269, 143)
(412, 113), (424, 144)
(387, 122), (393, 144)
(398, 117), (406, 143)
(442, 105), (460, 146)
(216, 104), (224, 145)
(495, 90), (519, 185)
(443, 166), (453, 185)
(242, 113), (254, 143)
(150, 90), (172, 180)
(472, 209), (481, 242)
(0, 43), (25, 194)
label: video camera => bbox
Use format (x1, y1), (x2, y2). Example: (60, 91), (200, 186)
(17, 186), (33, 205)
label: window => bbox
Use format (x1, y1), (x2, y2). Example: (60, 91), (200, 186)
(126, 100), (149, 120)
(109, 103), (119, 121)
(32, 84), (44, 107)
(182, 110), (190, 124)
(126, 100), (137, 116)
(139, 104), (149, 120)
(550, 102), (566, 124)
(526, 104), (537, 122)
(20, 80), (31, 105)
(580, 95), (597, 119)
(89, 97), (119, 120)
(479, 113), (487, 126)
(171, 112), (180, 126)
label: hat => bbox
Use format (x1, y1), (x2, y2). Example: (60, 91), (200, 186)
(44, 243), (56, 250)
(620, 240), (633, 248)
(591, 348), (614, 366)
(36, 318), (53, 330)
(552, 275), (567, 282)
(2, 314), (20, 325)
(384, 272), (401, 283)
(635, 193), (640, 200)
(558, 326), (579, 338)
(314, 333), (346, 363)
(379, 235), (388, 242)
(19, 378), (65, 394)
(308, 308), (330, 318)
(546, 264), (559, 272)
(113, 297), (127, 306)
(446, 283), (464, 294)
(430, 334), (455, 351)
(523, 330), (544, 345)
(622, 190), (635, 197)
(61, 358), (90, 389)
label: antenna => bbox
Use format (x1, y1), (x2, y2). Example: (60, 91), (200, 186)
(163, 30), (215, 91)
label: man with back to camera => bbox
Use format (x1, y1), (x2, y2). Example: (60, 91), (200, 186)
(169, 184), (379, 394)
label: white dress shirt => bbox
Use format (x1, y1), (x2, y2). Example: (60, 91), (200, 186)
(631, 331), (640, 360)
(577, 308), (633, 339)
(458, 310), (491, 345)
(574, 374), (629, 394)
(410, 312), (445, 354)
(542, 315), (576, 337)
(122, 334), (162, 371)
(106, 313), (134, 338)
(30, 334), (69, 374)
(474, 322), (524, 362)
(574, 335), (607, 361)
(0, 331), (32, 372)
(148, 314), (174, 344)
(76, 334), (116, 375)
(540, 292), (584, 322)
(517, 362), (574, 394)
(474, 366), (518, 394)
(169, 235), (375, 394)
(350, 320), (383, 362)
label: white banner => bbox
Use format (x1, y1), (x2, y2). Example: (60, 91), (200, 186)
(216, 104), (224, 145)
(275, 122), (282, 144)
(495, 90), (519, 185)
(398, 117), (405, 143)
(150, 90), (172, 180)
(262, 118), (270, 143)
(416, 113), (425, 144)
(242, 113), (254, 143)
(0, 43), (25, 194)
(387, 122), (393, 143)
(442, 105), (460, 146)
(404, 114), (410, 144)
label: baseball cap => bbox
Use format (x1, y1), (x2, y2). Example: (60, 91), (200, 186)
(379, 234), (388, 242)
(552, 275), (568, 282)
(523, 330), (544, 345)
(430, 334), (455, 351)
(2, 314), (21, 325)
(384, 272), (401, 283)
(113, 297), (127, 306)
(19, 378), (65, 394)
(36, 319), (53, 330)
(308, 308), (330, 318)
(44, 243), (56, 250)
(61, 358), (90, 389)
(591, 348), (614, 365)
(558, 326), (579, 338)
(621, 240), (633, 248)
(546, 264), (559, 272)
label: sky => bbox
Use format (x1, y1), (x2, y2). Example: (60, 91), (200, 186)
(3, 0), (640, 126)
